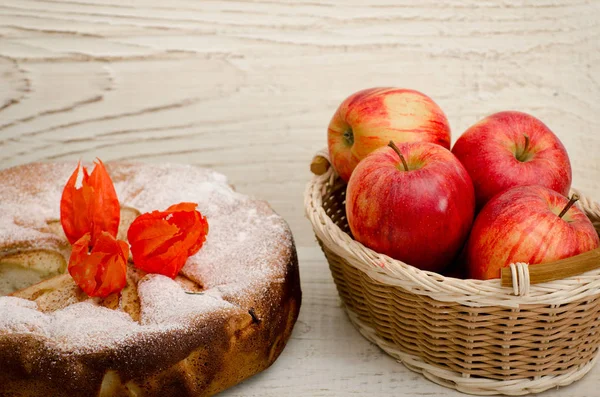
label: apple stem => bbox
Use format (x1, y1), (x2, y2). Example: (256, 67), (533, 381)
(523, 134), (530, 153)
(343, 127), (354, 146)
(388, 141), (409, 171)
(558, 194), (579, 219)
(516, 134), (530, 161)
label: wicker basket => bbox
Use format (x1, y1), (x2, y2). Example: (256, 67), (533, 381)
(305, 150), (600, 396)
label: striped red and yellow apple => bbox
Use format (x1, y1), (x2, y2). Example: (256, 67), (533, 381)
(327, 87), (451, 182)
(452, 111), (572, 210)
(346, 141), (475, 272)
(466, 185), (599, 280)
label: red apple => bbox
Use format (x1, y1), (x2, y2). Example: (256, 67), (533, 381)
(328, 87), (451, 182)
(466, 185), (599, 280)
(452, 111), (572, 209)
(346, 141), (475, 272)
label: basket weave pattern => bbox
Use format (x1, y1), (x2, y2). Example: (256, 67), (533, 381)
(305, 153), (600, 395)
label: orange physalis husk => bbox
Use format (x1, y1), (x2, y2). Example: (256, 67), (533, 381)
(60, 159), (120, 245)
(127, 202), (209, 279)
(68, 231), (129, 298)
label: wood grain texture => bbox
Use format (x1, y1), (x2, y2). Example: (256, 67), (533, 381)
(0, 0), (599, 395)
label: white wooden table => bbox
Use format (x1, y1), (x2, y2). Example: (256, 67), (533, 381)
(1, 1), (599, 395)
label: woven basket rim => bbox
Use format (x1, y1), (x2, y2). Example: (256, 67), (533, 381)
(305, 157), (600, 308)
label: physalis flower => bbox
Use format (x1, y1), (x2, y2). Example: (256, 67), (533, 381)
(68, 232), (129, 298)
(60, 159), (127, 298)
(60, 159), (120, 245)
(127, 203), (209, 278)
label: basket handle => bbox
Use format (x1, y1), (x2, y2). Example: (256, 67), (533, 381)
(501, 248), (600, 295)
(310, 149), (331, 175)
